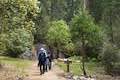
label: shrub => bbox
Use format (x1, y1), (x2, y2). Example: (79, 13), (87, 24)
(101, 43), (120, 75)
(0, 34), (8, 55)
(46, 20), (72, 58)
(5, 29), (33, 57)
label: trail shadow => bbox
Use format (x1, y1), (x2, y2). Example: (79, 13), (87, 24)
(31, 73), (41, 76)
(57, 73), (65, 78)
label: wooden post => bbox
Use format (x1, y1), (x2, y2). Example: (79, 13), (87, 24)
(67, 59), (70, 72)
(64, 59), (72, 73)
(0, 64), (1, 68)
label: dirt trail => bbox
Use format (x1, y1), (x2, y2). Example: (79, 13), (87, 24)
(24, 61), (66, 80)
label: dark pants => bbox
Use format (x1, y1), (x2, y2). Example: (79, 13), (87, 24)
(49, 61), (52, 70)
(38, 61), (45, 75)
(40, 64), (45, 74)
(45, 59), (52, 71)
(45, 59), (49, 72)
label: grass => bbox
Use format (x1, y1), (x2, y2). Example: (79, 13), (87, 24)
(0, 56), (32, 76)
(57, 59), (104, 75)
(0, 56), (32, 69)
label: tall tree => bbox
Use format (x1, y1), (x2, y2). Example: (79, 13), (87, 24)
(71, 11), (103, 76)
(34, 0), (51, 43)
(89, 0), (120, 47)
(0, 0), (40, 56)
(0, 0), (39, 33)
(46, 20), (71, 58)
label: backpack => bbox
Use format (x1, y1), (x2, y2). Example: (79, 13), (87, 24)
(38, 51), (46, 63)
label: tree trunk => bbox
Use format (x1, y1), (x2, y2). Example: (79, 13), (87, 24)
(54, 42), (59, 59)
(82, 56), (87, 76)
(109, 10), (114, 44)
(56, 47), (59, 59)
(80, 43), (87, 76)
(48, 45), (54, 59)
(83, 0), (87, 11)
(83, 0), (94, 12)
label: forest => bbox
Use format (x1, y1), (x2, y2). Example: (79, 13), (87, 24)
(0, 0), (120, 80)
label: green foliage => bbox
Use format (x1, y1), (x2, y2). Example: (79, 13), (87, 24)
(46, 20), (72, 55)
(65, 0), (84, 22)
(64, 42), (75, 56)
(5, 29), (33, 57)
(33, 0), (49, 43)
(89, 1), (120, 75)
(0, 0), (39, 33)
(50, 0), (67, 20)
(0, 0), (39, 57)
(71, 11), (103, 52)
(70, 11), (104, 76)
(34, 14), (49, 43)
(0, 34), (8, 54)
(34, 0), (84, 43)
(37, 0), (83, 22)
(101, 43), (120, 74)
(90, 0), (120, 47)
